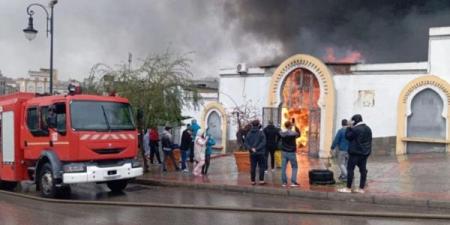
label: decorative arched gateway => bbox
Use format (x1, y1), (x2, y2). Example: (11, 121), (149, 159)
(267, 54), (336, 158)
(396, 75), (450, 154)
(201, 102), (228, 154)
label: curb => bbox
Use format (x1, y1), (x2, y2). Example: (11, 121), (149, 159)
(133, 178), (450, 210)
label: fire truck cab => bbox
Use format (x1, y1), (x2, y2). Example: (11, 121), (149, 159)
(0, 92), (143, 197)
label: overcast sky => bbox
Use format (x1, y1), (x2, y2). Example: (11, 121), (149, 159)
(0, 0), (257, 81)
(2, 0), (450, 81)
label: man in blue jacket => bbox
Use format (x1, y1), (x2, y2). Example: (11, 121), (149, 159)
(244, 120), (266, 185)
(331, 119), (350, 181)
(339, 114), (372, 194)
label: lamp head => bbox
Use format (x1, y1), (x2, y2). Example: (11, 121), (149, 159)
(23, 16), (38, 41)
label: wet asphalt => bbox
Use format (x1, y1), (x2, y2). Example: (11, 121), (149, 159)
(0, 182), (448, 225)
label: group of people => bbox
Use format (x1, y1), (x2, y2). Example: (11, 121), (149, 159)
(243, 119), (301, 187)
(243, 113), (372, 193)
(143, 119), (216, 176)
(144, 113), (372, 193)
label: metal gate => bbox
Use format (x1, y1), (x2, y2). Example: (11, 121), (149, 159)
(277, 68), (321, 156)
(308, 108), (320, 157)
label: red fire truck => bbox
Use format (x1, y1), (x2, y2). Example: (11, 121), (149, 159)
(0, 91), (143, 197)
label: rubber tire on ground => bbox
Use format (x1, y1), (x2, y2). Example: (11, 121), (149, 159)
(107, 179), (129, 193)
(38, 163), (58, 198)
(0, 181), (18, 191)
(309, 169), (336, 185)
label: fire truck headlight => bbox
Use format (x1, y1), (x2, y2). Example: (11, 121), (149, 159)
(131, 160), (141, 168)
(63, 163), (86, 173)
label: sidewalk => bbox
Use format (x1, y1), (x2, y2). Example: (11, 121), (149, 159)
(135, 152), (450, 208)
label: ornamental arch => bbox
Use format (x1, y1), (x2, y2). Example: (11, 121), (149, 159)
(267, 54), (336, 158)
(201, 102), (228, 154)
(396, 75), (450, 154)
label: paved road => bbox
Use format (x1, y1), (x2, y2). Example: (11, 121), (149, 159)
(1, 183), (448, 225)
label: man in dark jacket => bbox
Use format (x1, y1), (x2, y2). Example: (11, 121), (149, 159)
(263, 121), (281, 172)
(244, 120), (266, 185)
(279, 120), (301, 187)
(338, 114), (372, 194)
(180, 126), (192, 172)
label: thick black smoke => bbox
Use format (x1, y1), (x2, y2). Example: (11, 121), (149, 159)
(223, 0), (450, 64)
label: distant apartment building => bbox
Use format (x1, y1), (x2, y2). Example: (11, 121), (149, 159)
(0, 70), (18, 95)
(16, 68), (59, 94)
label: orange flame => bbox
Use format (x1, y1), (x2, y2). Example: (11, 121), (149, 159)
(324, 47), (363, 63)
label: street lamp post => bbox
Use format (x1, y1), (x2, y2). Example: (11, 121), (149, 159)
(23, 0), (58, 94)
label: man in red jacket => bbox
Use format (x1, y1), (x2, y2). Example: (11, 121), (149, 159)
(149, 127), (162, 164)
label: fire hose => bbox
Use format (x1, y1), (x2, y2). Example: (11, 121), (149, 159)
(0, 189), (449, 220)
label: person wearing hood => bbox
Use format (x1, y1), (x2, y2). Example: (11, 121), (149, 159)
(338, 114), (372, 194)
(192, 129), (208, 176)
(263, 121), (281, 172)
(244, 120), (267, 185)
(202, 128), (216, 175)
(190, 119), (201, 163)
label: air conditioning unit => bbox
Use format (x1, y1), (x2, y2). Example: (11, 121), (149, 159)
(237, 63), (248, 75)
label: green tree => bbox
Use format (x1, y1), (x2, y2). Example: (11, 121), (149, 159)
(84, 50), (200, 128)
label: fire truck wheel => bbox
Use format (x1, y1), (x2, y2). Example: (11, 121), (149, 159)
(106, 179), (129, 193)
(39, 163), (57, 198)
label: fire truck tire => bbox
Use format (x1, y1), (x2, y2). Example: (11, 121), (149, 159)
(38, 163), (58, 198)
(107, 179), (129, 193)
(0, 181), (18, 191)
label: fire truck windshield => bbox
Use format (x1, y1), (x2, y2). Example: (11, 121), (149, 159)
(70, 101), (135, 131)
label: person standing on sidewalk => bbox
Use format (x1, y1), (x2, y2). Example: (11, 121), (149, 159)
(190, 119), (201, 163)
(279, 120), (300, 187)
(263, 121), (281, 172)
(180, 126), (193, 172)
(202, 128), (216, 175)
(338, 114), (372, 194)
(161, 126), (180, 172)
(331, 119), (350, 181)
(149, 127), (162, 164)
(244, 120), (267, 185)
(193, 129), (208, 176)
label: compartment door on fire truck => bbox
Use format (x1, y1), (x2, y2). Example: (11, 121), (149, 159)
(2, 111), (15, 163)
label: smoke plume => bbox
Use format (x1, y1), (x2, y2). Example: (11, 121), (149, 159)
(222, 0), (450, 65)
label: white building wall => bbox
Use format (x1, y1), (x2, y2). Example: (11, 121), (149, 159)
(333, 74), (423, 138)
(219, 74), (272, 140)
(429, 27), (450, 82)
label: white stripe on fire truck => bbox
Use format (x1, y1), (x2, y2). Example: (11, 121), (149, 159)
(111, 134), (119, 140)
(119, 134), (127, 140)
(80, 134), (91, 140)
(27, 142), (48, 146)
(101, 134), (110, 140)
(91, 134), (100, 140)
(127, 134), (135, 140)
(54, 141), (69, 145)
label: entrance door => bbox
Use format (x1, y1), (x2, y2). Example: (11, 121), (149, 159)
(280, 68), (321, 156)
(207, 111), (222, 147)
